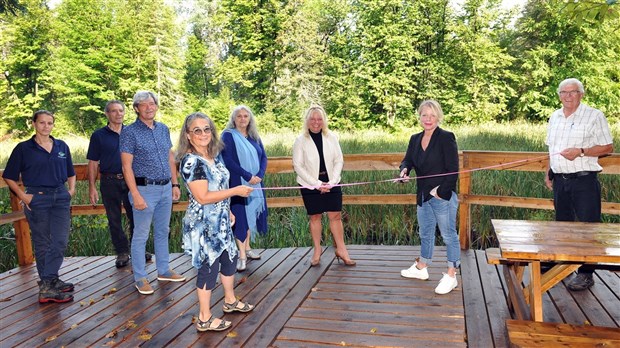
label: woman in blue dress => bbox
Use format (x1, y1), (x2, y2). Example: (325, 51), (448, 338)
(221, 105), (268, 271)
(176, 112), (255, 332)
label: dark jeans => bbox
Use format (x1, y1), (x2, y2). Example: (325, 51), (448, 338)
(101, 177), (134, 254)
(553, 172), (601, 275)
(24, 186), (71, 281)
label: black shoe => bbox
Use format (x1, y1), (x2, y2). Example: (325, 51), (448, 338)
(567, 273), (594, 291)
(116, 253), (130, 268)
(39, 280), (73, 303)
(145, 252), (153, 262)
(51, 277), (74, 292)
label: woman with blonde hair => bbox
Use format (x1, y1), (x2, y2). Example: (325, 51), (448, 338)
(292, 105), (355, 267)
(398, 100), (460, 295)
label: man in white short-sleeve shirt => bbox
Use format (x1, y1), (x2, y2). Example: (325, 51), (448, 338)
(545, 78), (614, 291)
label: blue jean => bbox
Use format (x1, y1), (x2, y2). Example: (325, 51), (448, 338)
(129, 183), (172, 281)
(417, 191), (460, 269)
(24, 186), (71, 281)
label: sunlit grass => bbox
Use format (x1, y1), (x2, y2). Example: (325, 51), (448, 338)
(1, 121), (618, 273)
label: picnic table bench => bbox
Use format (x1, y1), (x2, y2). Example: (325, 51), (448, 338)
(506, 319), (620, 347)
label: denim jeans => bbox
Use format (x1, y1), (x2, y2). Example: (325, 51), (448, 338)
(129, 183), (172, 281)
(24, 186), (71, 281)
(101, 177), (134, 254)
(417, 191), (460, 269)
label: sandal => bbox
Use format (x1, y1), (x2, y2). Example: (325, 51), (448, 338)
(196, 316), (232, 332)
(196, 316), (232, 331)
(223, 300), (255, 313)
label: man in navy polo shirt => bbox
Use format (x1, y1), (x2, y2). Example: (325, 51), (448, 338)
(3, 110), (75, 303)
(120, 91), (186, 295)
(87, 100), (153, 268)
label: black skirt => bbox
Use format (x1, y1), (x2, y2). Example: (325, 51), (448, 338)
(300, 185), (343, 215)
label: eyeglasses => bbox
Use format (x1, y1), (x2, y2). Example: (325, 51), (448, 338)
(191, 127), (212, 136)
(559, 90), (581, 97)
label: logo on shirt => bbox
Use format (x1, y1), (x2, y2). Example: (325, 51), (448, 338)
(58, 152), (66, 159)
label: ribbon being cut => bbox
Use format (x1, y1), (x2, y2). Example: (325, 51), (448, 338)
(254, 153), (552, 191)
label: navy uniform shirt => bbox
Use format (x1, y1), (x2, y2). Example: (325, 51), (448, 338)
(2, 136), (75, 188)
(119, 118), (172, 180)
(86, 125), (123, 174)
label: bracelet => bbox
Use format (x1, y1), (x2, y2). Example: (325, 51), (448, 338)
(172, 183), (180, 188)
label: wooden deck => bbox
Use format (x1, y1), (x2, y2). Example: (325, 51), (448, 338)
(0, 246), (618, 347)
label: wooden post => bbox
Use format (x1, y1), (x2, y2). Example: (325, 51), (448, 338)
(458, 151), (472, 250)
(8, 186), (33, 265)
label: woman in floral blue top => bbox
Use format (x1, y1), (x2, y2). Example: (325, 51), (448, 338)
(176, 112), (255, 332)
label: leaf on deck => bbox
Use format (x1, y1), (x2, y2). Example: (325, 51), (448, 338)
(138, 329), (152, 341)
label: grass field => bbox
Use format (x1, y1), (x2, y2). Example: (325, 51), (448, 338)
(1, 121), (618, 273)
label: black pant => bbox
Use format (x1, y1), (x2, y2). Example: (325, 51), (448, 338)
(553, 172), (600, 275)
(101, 177), (134, 254)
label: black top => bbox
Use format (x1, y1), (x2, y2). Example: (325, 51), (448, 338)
(399, 127), (459, 206)
(310, 131), (329, 181)
(86, 125), (123, 174)
(3, 136), (75, 188)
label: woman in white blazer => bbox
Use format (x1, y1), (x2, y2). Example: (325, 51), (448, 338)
(292, 105), (356, 267)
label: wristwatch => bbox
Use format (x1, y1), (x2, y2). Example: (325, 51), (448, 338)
(580, 148), (585, 157)
(172, 183), (181, 188)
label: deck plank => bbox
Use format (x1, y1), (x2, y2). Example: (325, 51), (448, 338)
(474, 250), (511, 348)
(1, 245), (619, 347)
(460, 249), (495, 347)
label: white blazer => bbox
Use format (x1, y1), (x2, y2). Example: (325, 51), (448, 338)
(292, 131), (344, 189)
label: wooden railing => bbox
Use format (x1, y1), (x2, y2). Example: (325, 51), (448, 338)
(2, 151), (619, 266)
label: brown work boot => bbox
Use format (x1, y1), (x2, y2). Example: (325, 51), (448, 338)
(39, 280), (73, 303)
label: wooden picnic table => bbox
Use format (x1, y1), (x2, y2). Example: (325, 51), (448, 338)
(491, 219), (620, 322)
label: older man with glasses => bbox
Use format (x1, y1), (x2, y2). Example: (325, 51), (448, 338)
(544, 78), (614, 291)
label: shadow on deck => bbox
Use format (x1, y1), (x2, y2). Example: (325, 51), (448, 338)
(0, 246), (618, 347)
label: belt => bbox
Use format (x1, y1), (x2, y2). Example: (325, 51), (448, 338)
(26, 186), (66, 194)
(557, 171), (596, 179)
(101, 173), (124, 180)
(146, 178), (170, 185)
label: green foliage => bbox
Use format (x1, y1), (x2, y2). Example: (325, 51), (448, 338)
(1, 0), (619, 133)
(0, 0), (52, 135)
(508, 0), (620, 123)
(560, 0), (619, 23)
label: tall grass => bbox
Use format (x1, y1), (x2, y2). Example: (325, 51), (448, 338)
(1, 121), (618, 273)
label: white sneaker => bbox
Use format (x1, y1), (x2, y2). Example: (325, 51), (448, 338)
(236, 258), (247, 272)
(400, 261), (429, 280)
(435, 273), (458, 294)
(246, 250), (261, 260)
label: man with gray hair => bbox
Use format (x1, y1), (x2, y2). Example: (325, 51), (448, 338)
(87, 100), (153, 268)
(544, 78), (613, 291)
(120, 91), (186, 295)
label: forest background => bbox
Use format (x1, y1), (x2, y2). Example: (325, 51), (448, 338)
(0, 0), (619, 271)
(0, 0), (619, 136)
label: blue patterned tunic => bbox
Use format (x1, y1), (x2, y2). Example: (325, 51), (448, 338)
(180, 153), (237, 269)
